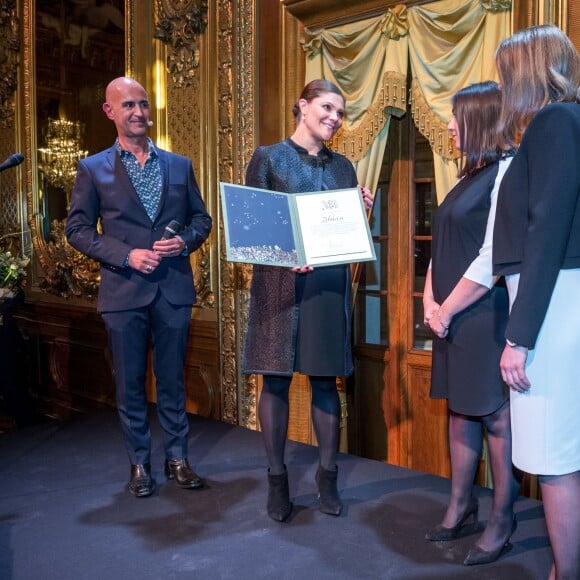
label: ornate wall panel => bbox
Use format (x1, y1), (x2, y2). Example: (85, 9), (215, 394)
(0, 0), (20, 240)
(154, 1), (214, 311)
(216, 0), (257, 428)
(0, 0), (18, 130)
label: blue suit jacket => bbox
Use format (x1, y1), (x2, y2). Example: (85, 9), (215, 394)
(66, 144), (212, 312)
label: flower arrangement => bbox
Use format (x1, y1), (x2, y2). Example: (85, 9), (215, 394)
(0, 247), (30, 300)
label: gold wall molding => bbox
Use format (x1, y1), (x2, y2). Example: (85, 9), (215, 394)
(150, 0), (214, 309)
(0, 0), (18, 130)
(154, 0), (208, 88)
(216, 0), (257, 428)
(0, 0), (19, 237)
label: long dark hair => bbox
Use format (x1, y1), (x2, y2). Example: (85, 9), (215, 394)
(292, 79), (345, 121)
(452, 81), (503, 178)
(495, 24), (580, 147)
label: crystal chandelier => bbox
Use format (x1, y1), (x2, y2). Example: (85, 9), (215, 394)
(38, 118), (88, 193)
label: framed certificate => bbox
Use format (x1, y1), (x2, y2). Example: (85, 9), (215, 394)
(220, 182), (376, 267)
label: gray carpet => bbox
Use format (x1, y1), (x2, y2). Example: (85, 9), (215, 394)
(0, 410), (552, 579)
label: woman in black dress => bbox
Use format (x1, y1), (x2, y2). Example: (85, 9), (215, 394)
(243, 79), (372, 522)
(424, 82), (520, 565)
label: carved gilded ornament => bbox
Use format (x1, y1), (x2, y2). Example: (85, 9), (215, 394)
(216, 0), (258, 428)
(39, 220), (101, 300)
(0, 0), (18, 129)
(154, 0), (208, 88)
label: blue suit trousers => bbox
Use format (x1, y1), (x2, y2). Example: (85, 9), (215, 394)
(102, 291), (192, 465)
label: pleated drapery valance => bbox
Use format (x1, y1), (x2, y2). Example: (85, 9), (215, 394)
(302, 0), (511, 201)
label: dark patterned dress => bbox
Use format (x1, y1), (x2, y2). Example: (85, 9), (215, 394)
(242, 138), (358, 377)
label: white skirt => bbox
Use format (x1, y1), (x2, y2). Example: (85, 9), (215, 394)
(506, 268), (580, 475)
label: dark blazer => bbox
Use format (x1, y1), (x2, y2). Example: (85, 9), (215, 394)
(493, 102), (580, 348)
(66, 144), (212, 312)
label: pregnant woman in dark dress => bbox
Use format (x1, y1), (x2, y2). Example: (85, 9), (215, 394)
(423, 82), (520, 566)
(243, 79), (373, 522)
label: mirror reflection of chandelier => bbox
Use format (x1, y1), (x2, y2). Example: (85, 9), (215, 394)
(38, 118), (88, 192)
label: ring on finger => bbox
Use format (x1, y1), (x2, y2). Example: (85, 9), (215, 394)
(146, 264), (153, 272)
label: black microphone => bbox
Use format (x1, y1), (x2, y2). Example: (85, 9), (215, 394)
(161, 219), (182, 240)
(0, 153), (24, 173)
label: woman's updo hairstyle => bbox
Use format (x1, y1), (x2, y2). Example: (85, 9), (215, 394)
(292, 79), (345, 121)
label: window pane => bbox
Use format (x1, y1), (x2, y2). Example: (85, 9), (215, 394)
(364, 239), (385, 291)
(415, 139), (434, 179)
(415, 182), (436, 235)
(369, 188), (384, 236)
(414, 239), (431, 292)
(355, 292), (389, 347)
(413, 296), (432, 350)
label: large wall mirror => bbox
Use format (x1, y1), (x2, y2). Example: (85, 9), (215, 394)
(26, 0), (128, 298)
(35, 0), (125, 238)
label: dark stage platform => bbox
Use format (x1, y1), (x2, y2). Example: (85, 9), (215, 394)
(0, 410), (552, 579)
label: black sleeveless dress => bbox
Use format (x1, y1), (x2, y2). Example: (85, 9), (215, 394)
(430, 161), (509, 416)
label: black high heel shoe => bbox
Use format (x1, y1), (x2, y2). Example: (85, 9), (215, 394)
(463, 515), (518, 566)
(425, 497), (479, 541)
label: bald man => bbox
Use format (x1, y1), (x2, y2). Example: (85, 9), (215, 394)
(67, 77), (212, 497)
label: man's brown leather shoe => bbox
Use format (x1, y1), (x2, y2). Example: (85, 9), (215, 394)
(164, 458), (203, 489)
(128, 463), (156, 498)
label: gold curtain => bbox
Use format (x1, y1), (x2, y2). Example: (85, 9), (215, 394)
(408, 0), (511, 201)
(303, 7), (408, 190)
(301, 0), (511, 201)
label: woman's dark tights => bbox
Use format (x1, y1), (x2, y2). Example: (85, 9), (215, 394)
(444, 400), (520, 551)
(259, 375), (340, 475)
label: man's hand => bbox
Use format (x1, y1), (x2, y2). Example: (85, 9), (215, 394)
(152, 235), (186, 258)
(128, 248), (162, 274)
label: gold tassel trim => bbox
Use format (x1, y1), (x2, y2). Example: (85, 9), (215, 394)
(410, 79), (458, 160)
(327, 71), (407, 162)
